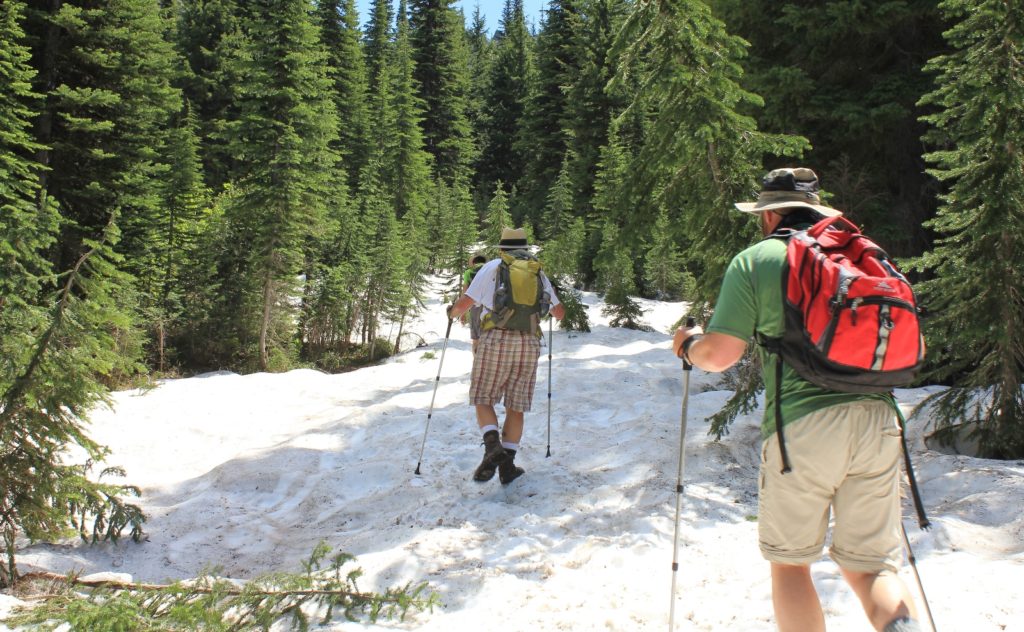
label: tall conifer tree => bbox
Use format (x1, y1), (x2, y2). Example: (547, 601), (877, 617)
(173, 0), (242, 191)
(409, 0), (475, 183)
(483, 182), (513, 248)
(2, 1), (144, 584)
(317, 0), (372, 189)
(220, 0), (340, 371)
(516, 0), (579, 226)
(391, 0), (434, 340)
(476, 0), (532, 202)
(914, 0), (1024, 458)
(710, 0), (947, 255)
(610, 0), (805, 308)
(611, 0), (806, 433)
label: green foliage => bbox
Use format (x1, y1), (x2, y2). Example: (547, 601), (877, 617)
(10, 543), (438, 630)
(610, 0), (806, 432)
(483, 182), (513, 248)
(317, 0), (372, 189)
(554, 286), (591, 332)
(1, 215), (146, 588)
(514, 0), (579, 228)
(213, 0), (340, 371)
(707, 354), (763, 439)
(596, 222), (646, 330)
(476, 0), (532, 201)
(643, 208), (691, 300)
(410, 0), (475, 184)
(173, 0), (243, 191)
(709, 0), (947, 256)
(910, 0), (1024, 458)
(0, 0), (57, 314)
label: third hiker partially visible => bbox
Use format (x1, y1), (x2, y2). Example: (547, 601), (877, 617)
(448, 228), (564, 485)
(462, 253), (487, 353)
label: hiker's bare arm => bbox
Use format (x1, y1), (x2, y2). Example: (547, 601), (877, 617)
(448, 294), (475, 320)
(549, 303), (565, 320)
(672, 327), (746, 372)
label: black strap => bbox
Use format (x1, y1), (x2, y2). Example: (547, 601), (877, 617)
(894, 403), (931, 529)
(773, 356), (792, 474)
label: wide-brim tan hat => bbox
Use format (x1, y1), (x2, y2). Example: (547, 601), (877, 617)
(734, 167), (842, 217)
(498, 227), (529, 250)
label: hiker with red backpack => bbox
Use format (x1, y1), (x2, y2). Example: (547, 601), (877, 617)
(672, 168), (926, 632)
(449, 228), (565, 485)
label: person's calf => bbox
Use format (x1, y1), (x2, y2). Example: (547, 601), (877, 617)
(770, 563), (825, 632)
(840, 568), (917, 631)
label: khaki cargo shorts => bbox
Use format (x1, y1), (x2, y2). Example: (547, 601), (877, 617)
(469, 328), (540, 412)
(758, 400), (904, 573)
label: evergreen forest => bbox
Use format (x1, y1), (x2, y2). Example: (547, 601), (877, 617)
(1, 0), (1022, 593)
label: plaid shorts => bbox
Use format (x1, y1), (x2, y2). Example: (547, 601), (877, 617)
(469, 328), (541, 412)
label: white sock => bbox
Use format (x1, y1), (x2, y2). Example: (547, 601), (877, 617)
(480, 424), (499, 436)
(501, 441), (519, 452)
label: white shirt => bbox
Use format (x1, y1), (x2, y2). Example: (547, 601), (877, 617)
(465, 257), (561, 315)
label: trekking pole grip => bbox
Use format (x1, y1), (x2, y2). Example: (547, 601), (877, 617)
(682, 317), (696, 372)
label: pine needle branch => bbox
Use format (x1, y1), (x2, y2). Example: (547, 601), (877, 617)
(9, 543), (439, 630)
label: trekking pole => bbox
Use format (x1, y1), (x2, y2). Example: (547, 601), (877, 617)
(414, 316), (454, 475)
(900, 522), (937, 632)
(669, 317), (695, 631)
(546, 316), (553, 458)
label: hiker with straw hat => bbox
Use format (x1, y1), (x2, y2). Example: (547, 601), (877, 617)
(449, 228), (565, 485)
(671, 168), (924, 632)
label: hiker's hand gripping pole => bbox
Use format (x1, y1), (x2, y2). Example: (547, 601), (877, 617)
(669, 317), (695, 631)
(414, 316), (454, 475)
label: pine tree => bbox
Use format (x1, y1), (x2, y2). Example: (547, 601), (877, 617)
(709, 0), (947, 256)
(317, 0), (372, 189)
(476, 0), (532, 201)
(643, 207), (690, 300)
(390, 0), (434, 345)
(538, 161), (590, 332)
(356, 156), (404, 350)
(0, 0), (57, 318)
(173, 0), (243, 191)
(464, 5), (493, 156)
(483, 181), (513, 249)
(409, 0), (475, 183)
(563, 0), (630, 248)
(609, 0), (806, 310)
(363, 0), (394, 100)
(158, 104), (210, 372)
(596, 222), (645, 329)
(611, 0), (806, 433)
(912, 0), (1024, 458)
(218, 0), (340, 371)
(515, 0), (579, 226)
(2, 6), (144, 582)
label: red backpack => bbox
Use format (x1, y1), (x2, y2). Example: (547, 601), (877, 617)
(759, 215), (924, 393)
(758, 216), (926, 476)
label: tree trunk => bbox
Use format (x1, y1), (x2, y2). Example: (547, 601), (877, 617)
(259, 271), (274, 371)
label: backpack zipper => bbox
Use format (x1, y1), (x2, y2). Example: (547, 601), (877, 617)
(819, 295), (915, 355)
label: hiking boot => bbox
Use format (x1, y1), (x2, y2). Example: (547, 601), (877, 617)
(472, 430), (509, 482)
(498, 449), (525, 485)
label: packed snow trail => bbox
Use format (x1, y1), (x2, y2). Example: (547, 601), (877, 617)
(7, 290), (1022, 631)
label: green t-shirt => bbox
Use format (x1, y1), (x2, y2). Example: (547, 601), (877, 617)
(463, 264), (483, 288)
(706, 236), (888, 438)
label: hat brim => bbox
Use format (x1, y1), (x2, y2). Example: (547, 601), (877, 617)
(734, 200), (842, 217)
